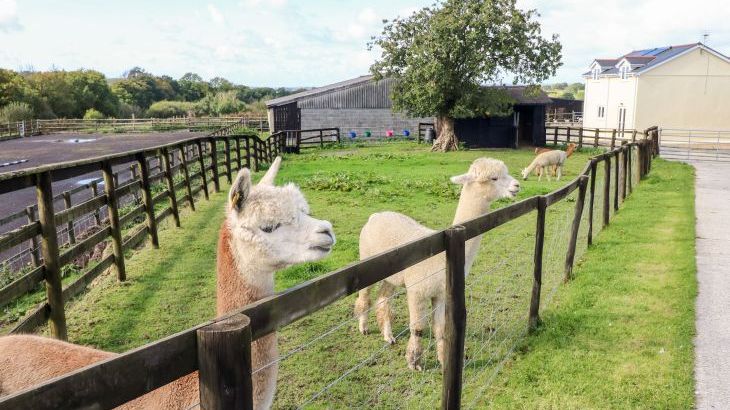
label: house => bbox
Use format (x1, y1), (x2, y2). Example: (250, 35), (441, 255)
(265, 75), (549, 148)
(582, 43), (730, 132)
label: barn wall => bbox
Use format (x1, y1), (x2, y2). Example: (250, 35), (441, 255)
(298, 78), (395, 109)
(301, 108), (433, 136)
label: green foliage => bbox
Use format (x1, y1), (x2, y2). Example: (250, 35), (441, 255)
(543, 82), (585, 100)
(83, 108), (105, 120)
(196, 91), (245, 116)
(0, 101), (34, 122)
(145, 100), (195, 118)
(370, 0), (562, 120)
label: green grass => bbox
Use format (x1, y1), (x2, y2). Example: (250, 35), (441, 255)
(28, 142), (694, 408)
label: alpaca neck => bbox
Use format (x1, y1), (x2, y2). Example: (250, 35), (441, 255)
(217, 220), (276, 317)
(452, 185), (493, 276)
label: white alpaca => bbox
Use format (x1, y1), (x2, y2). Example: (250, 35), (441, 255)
(521, 150), (567, 181)
(0, 157), (336, 410)
(354, 158), (520, 370)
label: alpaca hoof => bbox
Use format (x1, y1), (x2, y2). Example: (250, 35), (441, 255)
(408, 363), (423, 371)
(384, 335), (396, 345)
(358, 322), (368, 335)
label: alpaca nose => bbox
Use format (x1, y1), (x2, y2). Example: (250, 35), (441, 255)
(318, 228), (333, 240)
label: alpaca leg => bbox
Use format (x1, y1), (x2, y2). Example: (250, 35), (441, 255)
(406, 293), (429, 371)
(557, 165), (562, 181)
(354, 287), (371, 335)
(376, 281), (397, 344)
(537, 167), (543, 182)
(432, 295), (446, 367)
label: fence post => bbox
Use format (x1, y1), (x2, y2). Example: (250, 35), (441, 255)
(627, 145), (633, 194)
(594, 128), (599, 148)
(603, 157), (611, 227)
(614, 150), (620, 211)
(622, 146), (629, 201)
(102, 161), (126, 281)
(62, 191), (75, 245)
(235, 137), (242, 171)
(26, 206), (41, 267)
(529, 196), (547, 331)
(179, 145), (195, 211)
(577, 127), (584, 148)
(35, 171), (67, 340)
(136, 153), (160, 248)
(610, 129), (617, 150)
(224, 138), (233, 184)
(194, 140), (210, 200)
(162, 148), (181, 228)
(335, 127), (341, 143)
(564, 176), (588, 282)
(90, 180), (102, 225)
(566, 127), (571, 144)
(197, 313), (254, 410)
(553, 127), (558, 145)
(209, 138), (221, 192)
(587, 160), (597, 246)
(244, 137), (252, 169)
(442, 225), (466, 410)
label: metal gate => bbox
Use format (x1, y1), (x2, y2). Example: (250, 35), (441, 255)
(659, 128), (730, 162)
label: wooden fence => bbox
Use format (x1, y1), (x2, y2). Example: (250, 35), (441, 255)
(272, 128), (340, 153)
(0, 116), (269, 140)
(546, 124), (659, 151)
(0, 125), (289, 336)
(0, 132), (656, 408)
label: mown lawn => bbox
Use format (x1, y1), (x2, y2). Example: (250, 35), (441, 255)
(46, 142), (693, 408)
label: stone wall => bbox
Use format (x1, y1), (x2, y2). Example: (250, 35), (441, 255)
(300, 108), (433, 137)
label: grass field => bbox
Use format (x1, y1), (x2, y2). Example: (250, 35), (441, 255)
(29, 142), (694, 408)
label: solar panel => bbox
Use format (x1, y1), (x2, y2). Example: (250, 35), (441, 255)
(646, 46), (670, 56)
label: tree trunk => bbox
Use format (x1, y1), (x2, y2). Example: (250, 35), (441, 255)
(431, 116), (459, 152)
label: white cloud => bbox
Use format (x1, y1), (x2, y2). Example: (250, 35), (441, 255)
(240, 0), (286, 8)
(207, 4), (225, 26)
(0, 0), (21, 32)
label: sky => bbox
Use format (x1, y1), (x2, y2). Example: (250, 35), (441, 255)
(1, 0), (729, 87)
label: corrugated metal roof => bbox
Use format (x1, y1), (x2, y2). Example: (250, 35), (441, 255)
(266, 76), (550, 108)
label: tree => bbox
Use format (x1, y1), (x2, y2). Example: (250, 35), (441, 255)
(178, 72), (208, 101)
(370, 0), (562, 151)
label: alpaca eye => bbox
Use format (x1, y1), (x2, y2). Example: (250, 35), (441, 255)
(491, 177), (499, 181)
(260, 223), (281, 233)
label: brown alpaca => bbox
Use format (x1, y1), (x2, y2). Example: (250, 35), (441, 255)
(532, 143), (577, 177)
(0, 157), (336, 409)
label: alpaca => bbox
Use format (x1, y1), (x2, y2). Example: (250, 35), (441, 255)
(533, 143), (576, 177)
(521, 150), (568, 181)
(0, 157), (336, 410)
(354, 158), (520, 370)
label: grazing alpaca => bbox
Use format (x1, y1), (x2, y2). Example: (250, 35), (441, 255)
(354, 158), (520, 370)
(533, 143), (576, 177)
(0, 157), (336, 410)
(521, 150), (568, 181)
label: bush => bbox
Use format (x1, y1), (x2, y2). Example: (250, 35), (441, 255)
(0, 101), (34, 122)
(118, 102), (143, 119)
(83, 108), (105, 120)
(146, 100), (195, 118)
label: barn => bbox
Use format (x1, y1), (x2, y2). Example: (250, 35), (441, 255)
(266, 75), (549, 147)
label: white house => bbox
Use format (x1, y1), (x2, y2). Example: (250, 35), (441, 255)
(582, 43), (730, 132)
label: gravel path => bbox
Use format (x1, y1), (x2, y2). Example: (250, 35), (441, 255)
(694, 161), (730, 408)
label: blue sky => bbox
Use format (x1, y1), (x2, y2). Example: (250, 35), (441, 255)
(1, 0), (729, 87)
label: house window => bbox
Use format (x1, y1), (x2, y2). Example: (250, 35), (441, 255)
(597, 106), (605, 118)
(592, 67), (600, 80)
(619, 65), (630, 79)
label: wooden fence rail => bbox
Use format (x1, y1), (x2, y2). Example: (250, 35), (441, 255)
(0, 129), (657, 408)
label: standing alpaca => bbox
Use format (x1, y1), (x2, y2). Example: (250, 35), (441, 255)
(354, 158), (520, 370)
(533, 143), (576, 177)
(0, 157), (336, 409)
(521, 150), (568, 181)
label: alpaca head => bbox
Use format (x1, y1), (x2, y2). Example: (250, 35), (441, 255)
(566, 143), (577, 157)
(227, 157), (336, 269)
(450, 157), (520, 201)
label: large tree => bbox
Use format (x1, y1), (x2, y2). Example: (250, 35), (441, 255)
(370, 0), (562, 151)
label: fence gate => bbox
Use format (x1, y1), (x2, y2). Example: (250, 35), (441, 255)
(659, 128), (730, 162)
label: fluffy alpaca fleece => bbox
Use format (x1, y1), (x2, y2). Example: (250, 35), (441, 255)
(354, 158), (520, 370)
(533, 143), (576, 177)
(0, 157), (336, 410)
(521, 150), (568, 181)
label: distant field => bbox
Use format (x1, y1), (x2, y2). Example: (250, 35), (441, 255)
(26, 142), (694, 408)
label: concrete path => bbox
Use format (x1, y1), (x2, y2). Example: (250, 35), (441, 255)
(694, 161), (730, 409)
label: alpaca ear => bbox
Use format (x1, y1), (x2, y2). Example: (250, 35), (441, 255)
(258, 156), (282, 186)
(230, 169), (251, 211)
(450, 173), (474, 185)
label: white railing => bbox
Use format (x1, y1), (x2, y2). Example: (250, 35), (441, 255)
(659, 128), (730, 162)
